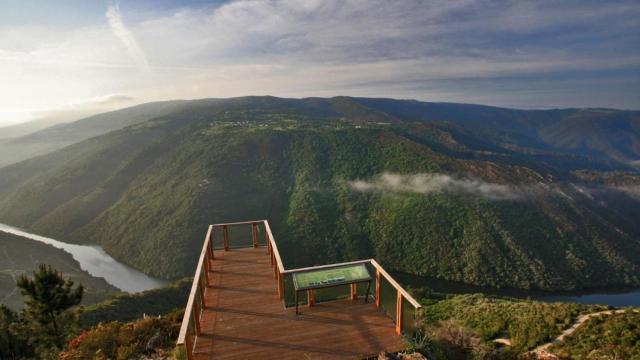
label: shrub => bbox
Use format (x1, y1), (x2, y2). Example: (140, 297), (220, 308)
(59, 309), (183, 360)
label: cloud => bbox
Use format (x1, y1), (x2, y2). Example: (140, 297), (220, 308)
(616, 185), (640, 198)
(1, 0), (639, 125)
(347, 173), (640, 203)
(348, 173), (522, 201)
(69, 94), (136, 107)
(106, 1), (150, 72)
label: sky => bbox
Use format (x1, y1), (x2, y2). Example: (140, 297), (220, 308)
(1, 0), (639, 126)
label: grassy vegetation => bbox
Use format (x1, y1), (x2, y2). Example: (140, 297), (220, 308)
(60, 310), (183, 360)
(550, 310), (640, 359)
(0, 97), (638, 291)
(420, 294), (606, 353)
(0, 232), (118, 310)
(80, 278), (191, 328)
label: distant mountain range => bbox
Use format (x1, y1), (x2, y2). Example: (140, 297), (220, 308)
(0, 96), (638, 291)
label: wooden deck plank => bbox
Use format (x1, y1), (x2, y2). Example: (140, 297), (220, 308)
(192, 247), (407, 360)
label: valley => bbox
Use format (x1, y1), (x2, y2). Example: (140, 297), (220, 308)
(0, 97), (638, 294)
(0, 223), (166, 293)
(3, 2), (638, 358)
(0, 231), (118, 310)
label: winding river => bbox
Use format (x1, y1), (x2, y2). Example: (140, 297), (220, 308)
(3, 221), (638, 306)
(394, 272), (640, 307)
(0, 223), (166, 292)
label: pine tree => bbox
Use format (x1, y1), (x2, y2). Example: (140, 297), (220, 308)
(16, 264), (84, 351)
(0, 304), (30, 360)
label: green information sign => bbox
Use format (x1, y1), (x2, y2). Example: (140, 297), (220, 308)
(292, 263), (372, 314)
(293, 264), (371, 290)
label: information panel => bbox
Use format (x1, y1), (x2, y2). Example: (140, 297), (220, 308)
(293, 264), (371, 290)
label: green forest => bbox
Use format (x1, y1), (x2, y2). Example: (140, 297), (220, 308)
(0, 98), (639, 292)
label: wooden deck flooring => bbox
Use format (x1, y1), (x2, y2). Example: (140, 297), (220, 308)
(193, 247), (407, 359)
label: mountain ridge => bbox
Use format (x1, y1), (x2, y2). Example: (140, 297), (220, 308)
(0, 96), (638, 291)
(1, 96), (638, 169)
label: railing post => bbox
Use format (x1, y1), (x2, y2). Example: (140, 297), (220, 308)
(375, 269), (381, 308)
(193, 300), (201, 336)
(277, 271), (284, 299)
(395, 290), (403, 335)
(307, 289), (315, 307)
(184, 335), (193, 360)
(223, 225), (229, 251)
(252, 223), (259, 248)
(265, 226), (271, 254)
(209, 226), (215, 260)
(199, 274), (206, 308)
(270, 250), (274, 266)
(350, 283), (358, 300)
(203, 251), (210, 286)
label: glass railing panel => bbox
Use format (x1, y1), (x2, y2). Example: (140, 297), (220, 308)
(379, 275), (398, 322)
(402, 297), (417, 337)
(366, 263), (378, 303)
(227, 223), (253, 248)
(210, 222), (268, 250)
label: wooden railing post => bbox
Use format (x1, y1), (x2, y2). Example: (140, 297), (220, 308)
(193, 300), (201, 336)
(223, 225), (229, 251)
(184, 335), (193, 360)
(199, 275), (206, 308)
(307, 289), (315, 307)
(375, 269), (381, 308)
(350, 283), (358, 300)
(277, 271), (284, 299)
(252, 223), (259, 248)
(203, 251), (210, 286)
(395, 290), (403, 335)
(265, 224), (271, 254)
(209, 226), (214, 260)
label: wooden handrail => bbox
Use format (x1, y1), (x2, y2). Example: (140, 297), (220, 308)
(263, 221), (284, 273)
(177, 225), (213, 349)
(370, 259), (422, 309)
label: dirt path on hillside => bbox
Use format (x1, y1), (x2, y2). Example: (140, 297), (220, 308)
(531, 308), (639, 358)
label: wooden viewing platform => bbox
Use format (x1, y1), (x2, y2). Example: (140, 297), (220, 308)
(177, 220), (422, 360)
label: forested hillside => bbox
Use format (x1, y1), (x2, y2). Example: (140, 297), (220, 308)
(0, 97), (639, 291)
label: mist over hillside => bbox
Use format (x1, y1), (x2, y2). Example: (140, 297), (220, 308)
(1, 96), (639, 291)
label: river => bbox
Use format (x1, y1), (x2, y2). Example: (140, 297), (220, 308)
(0, 223), (167, 292)
(393, 272), (640, 307)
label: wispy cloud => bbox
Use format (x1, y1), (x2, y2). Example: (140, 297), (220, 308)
(106, 1), (150, 72)
(348, 173), (523, 201)
(1, 0), (639, 125)
(616, 185), (640, 198)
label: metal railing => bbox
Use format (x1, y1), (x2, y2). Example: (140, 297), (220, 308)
(176, 219), (422, 359)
